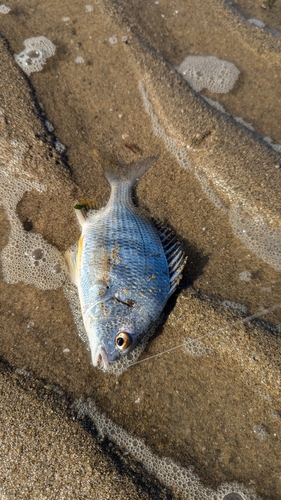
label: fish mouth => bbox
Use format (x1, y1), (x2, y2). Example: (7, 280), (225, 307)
(92, 344), (110, 370)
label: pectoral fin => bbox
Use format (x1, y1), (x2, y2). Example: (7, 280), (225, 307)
(65, 238), (82, 286)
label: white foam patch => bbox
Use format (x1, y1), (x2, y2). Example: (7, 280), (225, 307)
(263, 136), (281, 154)
(183, 337), (214, 357)
(203, 96), (229, 115)
(176, 56), (240, 93)
(222, 300), (248, 314)
(239, 271), (252, 282)
(139, 81), (281, 271)
(74, 56), (85, 64)
(14, 36), (56, 76)
(139, 81), (193, 170)
(229, 205), (281, 271)
(74, 398), (261, 500)
(55, 140), (66, 154)
(253, 425), (267, 442)
(234, 117), (255, 132)
(248, 18), (266, 28)
(271, 144), (281, 154)
(75, 56), (85, 64)
(0, 140), (67, 289)
(261, 286), (271, 293)
(203, 100), (255, 134)
(0, 136), (67, 288)
(45, 120), (54, 132)
(0, 4), (10, 13)
(195, 171), (228, 213)
(203, 99), (255, 135)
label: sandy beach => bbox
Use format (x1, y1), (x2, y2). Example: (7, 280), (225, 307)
(0, 1), (281, 498)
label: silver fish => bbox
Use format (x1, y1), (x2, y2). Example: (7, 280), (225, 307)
(69, 157), (186, 370)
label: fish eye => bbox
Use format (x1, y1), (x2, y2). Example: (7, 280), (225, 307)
(115, 331), (132, 351)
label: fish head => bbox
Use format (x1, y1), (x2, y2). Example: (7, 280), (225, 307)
(84, 310), (140, 370)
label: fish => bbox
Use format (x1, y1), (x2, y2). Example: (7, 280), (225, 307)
(68, 157), (186, 371)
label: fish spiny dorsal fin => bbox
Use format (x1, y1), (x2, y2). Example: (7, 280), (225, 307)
(104, 156), (158, 187)
(153, 219), (187, 297)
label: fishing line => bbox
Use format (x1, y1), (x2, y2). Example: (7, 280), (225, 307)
(129, 302), (281, 368)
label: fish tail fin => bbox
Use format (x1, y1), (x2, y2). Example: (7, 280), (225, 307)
(104, 156), (158, 187)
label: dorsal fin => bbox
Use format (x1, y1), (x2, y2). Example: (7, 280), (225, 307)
(153, 219), (187, 297)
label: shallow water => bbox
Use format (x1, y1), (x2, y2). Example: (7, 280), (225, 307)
(0, 1), (281, 499)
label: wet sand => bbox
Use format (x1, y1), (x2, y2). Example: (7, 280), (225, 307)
(0, 1), (281, 499)
(0, 363), (171, 500)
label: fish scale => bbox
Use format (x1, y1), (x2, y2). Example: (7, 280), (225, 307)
(69, 156), (186, 370)
(79, 204), (170, 315)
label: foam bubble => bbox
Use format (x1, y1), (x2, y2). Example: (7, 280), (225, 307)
(14, 36), (56, 76)
(234, 117), (255, 132)
(203, 96), (229, 115)
(222, 300), (248, 314)
(195, 171), (228, 213)
(109, 36), (118, 45)
(271, 409), (281, 420)
(271, 144), (281, 153)
(75, 56), (85, 64)
(139, 81), (193, 170)
(85, 4), (93, 12)
(45, 120), (54, 132)
(239, 271), (252, 282)
(0, 4), (10, 14)
(203, 100), (255, 134)
(223, 494), (244, 500)
(55, 140), (66, 154)
(263, 136), (281, 154)
(253, 425), (267, 442)
(176, 56), (240, 93)
(248, 18), (266, 28)
(229, 205), (281, 271)
(183, 337), (214, 357)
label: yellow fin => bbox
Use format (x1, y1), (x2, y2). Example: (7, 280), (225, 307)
(77, 236), (83, 270)
(74, 198), (97, 210)
(64, 246), (77, 286)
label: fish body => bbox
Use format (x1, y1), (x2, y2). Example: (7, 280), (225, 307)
(71, 157), (186, 370)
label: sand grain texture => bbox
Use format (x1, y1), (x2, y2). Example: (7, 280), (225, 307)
(0, 1), (281, 499)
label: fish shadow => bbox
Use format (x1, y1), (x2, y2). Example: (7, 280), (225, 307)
(154, 239), (209, 338)
(178, 238), (209, 291)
